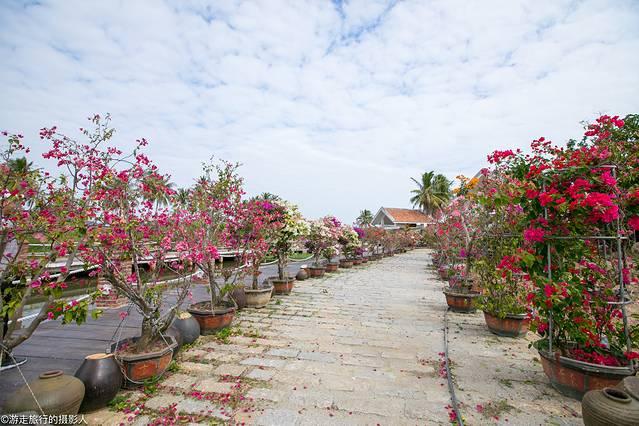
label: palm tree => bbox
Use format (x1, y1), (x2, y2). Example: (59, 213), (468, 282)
(409, 171), (451, 215)
(175, 188), (191, 207)
(356, 209), (373, 226)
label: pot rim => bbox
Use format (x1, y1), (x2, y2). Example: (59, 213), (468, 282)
(111, 335), (177, 362)
(271, 277), (295, 284)
(85, 353), (114, 360)
(483, 311), (529, 320)
(602, 387), (632, 403)
(443, 288), (481, 297)
(188, 301), (236, 315)
(538, 348), (637, 375)
(39, 370), (64, 379)
(244, 285), (274, 294)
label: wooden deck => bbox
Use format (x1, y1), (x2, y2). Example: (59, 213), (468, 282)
(0, 261), (306, 408)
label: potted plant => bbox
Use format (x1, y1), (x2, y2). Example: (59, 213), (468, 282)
(77, 125), (195, 388)
(1, 122), (104, 371)
(305, 219), (334, 277)
(487, 114), (639, 399)
(473, 172), (532, 337)
(437, 196), (482, 313)
(322, 245), (340, 272)
(184, 160), (243, 331)
(338, 225), (361, 267)
(268, 200), (307, 294)
(236, 197), (283, 301)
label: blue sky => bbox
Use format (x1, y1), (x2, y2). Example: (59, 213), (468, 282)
(1, 0), (638, 222)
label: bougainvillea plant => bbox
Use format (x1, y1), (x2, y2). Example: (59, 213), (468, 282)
(181, 160), (243, 307)
(1, 123), (103, 364)
(338, 225), (362, 260)
(487, 114), (639, 365)
(306, 216), (340, 267)
(472, 171), (531, 317)
(231, 198), (283, 289)
(270, 200), (309, 280)
(69, 119), (198, 353)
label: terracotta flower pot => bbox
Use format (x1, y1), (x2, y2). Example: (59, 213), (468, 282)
(111, 335), (177, 389)
(4, 370), (85, 415)
(339, 259), (353, 268)
(361, 257), (369, 264)
(272, 277), (295, 295)
(352, 258), (362, 266)
(309, 266), (326, 277)
(187, 302), (236, 335)
(443, 288), (480, 313)
(244, 285), (273, 308)
(582, 386), (639, 425)
(538, 349), (636, 400)
(325, 262), (339, 272)
(483, 311), (530, 338)
(75, 354), (123, 413)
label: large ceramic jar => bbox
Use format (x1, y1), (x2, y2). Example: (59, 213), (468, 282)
(171, 312), (200, 344)
(582, 386), (639, 425)
(75, 354), (123, 413)
(4, 370), (85, 414)
(295, 268), (308, 281)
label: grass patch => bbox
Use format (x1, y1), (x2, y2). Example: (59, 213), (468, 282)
(479, 399), (516, 420)
(213, 326), (242, 344)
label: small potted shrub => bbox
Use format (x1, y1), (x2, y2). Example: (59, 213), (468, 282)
(437, 196), (481, 313)
(338, 225), (361, 267)
(270, 200), (307, 294)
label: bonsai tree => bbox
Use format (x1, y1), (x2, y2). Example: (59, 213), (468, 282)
(69, 119), (198, 352)
(1, 126), (103, 366)
(234, 198), (283, 289)
(362, 226), (385, 256)
(183, 160), (243, 310)
(338, 225), (361, 260)
(270, 200), (308, 281)
(305, 219), (332, 267)
(321, 245), (339, 265)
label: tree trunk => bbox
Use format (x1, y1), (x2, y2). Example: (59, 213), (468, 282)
(136, 316), (158, 353)
(277, 253), (286, 280)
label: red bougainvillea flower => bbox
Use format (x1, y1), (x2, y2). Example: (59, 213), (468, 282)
(523, 227), (545, 243)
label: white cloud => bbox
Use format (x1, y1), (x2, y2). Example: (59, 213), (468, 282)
(1, 0), (638, 222)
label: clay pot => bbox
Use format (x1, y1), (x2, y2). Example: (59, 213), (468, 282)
(295, 268), (308, 281)
(325, 262), (339, 272)
(339, 259), (353, 269)
(75, 354), (122, 413)
(361, 257), (369, 264)
(4, 370), (85, 414)
(483, 312), (530, 338)
(442, 288), (480, 313)
(170, 312), (200, 344)
(309, 266), (326, 277)
(165, 323), (183, 355)
(582, 386), (639, 425)
(272, 277), (295, 295)
(187, 303), (236, 334)
(244, 285), (273, 308)
(111, 335), (177, 389)
(352, 258), (362, 266)
(538, 349), (636, 400)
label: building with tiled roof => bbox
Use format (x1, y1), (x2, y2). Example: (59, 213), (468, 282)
(371, 207), (434, 229)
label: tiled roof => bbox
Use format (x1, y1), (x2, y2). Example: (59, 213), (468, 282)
(384, 208), (431, 224)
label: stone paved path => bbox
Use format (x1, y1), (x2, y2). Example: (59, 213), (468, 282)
(87, 249), (583, 425)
